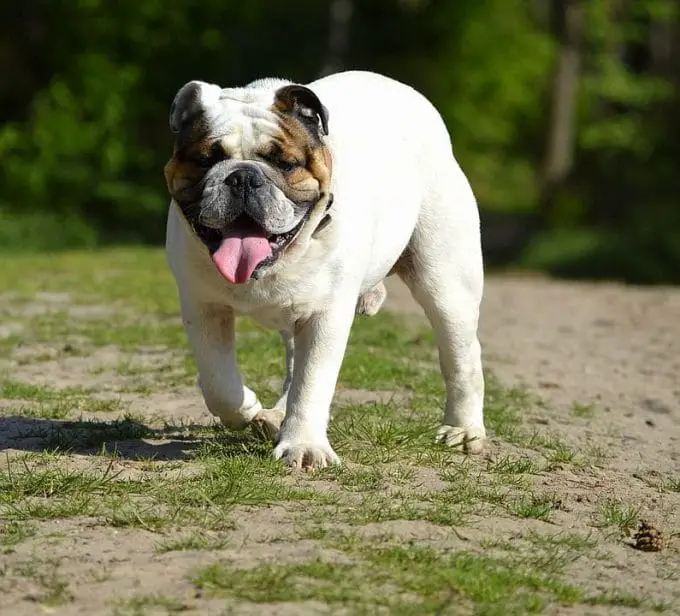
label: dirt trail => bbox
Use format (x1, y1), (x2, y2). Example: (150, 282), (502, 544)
(1, 270), (679, 615)
(385, 275), (680, 477)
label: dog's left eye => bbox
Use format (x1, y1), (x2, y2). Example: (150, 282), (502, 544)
(262, 150), (299, 173)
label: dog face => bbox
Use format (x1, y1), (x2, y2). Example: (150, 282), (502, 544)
(164, 80), (332, 284)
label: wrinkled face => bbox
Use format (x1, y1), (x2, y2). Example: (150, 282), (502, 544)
(164, 80), (331, 284)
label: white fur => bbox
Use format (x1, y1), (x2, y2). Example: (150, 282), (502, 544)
(166, 70), (486, 468)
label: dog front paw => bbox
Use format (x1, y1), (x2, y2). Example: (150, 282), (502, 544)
(249, 409), (285, 442)
(436, 425), (486, 454)
(273, 437), (340, 470)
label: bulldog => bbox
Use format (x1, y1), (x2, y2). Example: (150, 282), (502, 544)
(164, 70), (486, 469)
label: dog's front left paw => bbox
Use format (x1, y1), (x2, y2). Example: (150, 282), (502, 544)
(273, 438), (340, 470)
(436, 425), (486, 454)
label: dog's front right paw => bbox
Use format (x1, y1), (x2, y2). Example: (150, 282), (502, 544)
(273, 437), (340, 470)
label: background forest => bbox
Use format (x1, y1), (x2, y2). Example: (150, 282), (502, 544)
(1, 0), (678, 283)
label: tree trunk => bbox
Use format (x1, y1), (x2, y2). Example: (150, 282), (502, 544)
(539, 0), (585, 224)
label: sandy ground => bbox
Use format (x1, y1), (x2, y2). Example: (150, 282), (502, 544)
(1, 273), (679, 614)
(385, 275), (680, 477)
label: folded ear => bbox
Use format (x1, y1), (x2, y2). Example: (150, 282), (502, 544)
(273, 84), (329, 139)
(169, 80), (222, 133)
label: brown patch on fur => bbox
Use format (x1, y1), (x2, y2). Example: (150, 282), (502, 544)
(271, 87), (332, 198)
(165, 86), (332, 207)
(164, 155), (200, 195)
(266, 120), (332, 200)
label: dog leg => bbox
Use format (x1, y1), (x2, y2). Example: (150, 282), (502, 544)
(355, 281), (387, 316)
(399, 211), (486, 453)
(250, 330), (293, 441)
(180, 298), (262, 429)
(273, 298), (355, 469)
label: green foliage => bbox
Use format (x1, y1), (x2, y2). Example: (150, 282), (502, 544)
(0, 0), (679, 282)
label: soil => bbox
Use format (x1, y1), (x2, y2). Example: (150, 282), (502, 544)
(1, 274), (679, 614)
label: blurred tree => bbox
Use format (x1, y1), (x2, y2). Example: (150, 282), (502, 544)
(0, 0), (678, 282)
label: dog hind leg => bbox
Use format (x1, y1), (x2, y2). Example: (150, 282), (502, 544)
(250, 330), (293, 441)
(398, 180), (486, 453)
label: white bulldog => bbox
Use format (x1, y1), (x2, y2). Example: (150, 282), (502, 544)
(164, 70), (486, 469)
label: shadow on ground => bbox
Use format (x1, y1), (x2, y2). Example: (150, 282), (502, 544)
(0, 415), (265, 461)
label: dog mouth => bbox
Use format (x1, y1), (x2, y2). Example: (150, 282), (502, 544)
(206, 211), (310, 284)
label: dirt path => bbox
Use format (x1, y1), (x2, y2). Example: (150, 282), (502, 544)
(0, 252), (678, 615)
(385, 275), (680, 477)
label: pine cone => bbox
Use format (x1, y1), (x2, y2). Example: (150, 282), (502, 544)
(633, 521), (665, 552)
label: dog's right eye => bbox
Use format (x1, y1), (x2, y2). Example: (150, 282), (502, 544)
(195, 144), (228, 168)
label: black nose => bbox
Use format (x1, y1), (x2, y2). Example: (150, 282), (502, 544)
(225, 168), (264, 193)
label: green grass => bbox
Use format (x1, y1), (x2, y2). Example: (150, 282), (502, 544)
(11, 557), (74, 607)
(111, 594), (191, 616)
(191, 539), (638, 616)
(0, 248), (670, 614)
(571, 401), (596, 419)
(1, 520), (37, 550)
(597, 499), (640, 534)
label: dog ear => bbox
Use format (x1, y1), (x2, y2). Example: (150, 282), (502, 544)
(169, 80), (222, 133)
(274, 85), (329, 138)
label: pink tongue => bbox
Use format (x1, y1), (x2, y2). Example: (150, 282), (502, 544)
(211, 220), (273, 284)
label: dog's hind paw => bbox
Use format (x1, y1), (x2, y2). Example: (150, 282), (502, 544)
(356, 282), (387, 316)
(436, 425), (486, 454)
(250, 409), (285, 442)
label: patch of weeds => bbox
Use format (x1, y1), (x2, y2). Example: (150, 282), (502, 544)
(339, 314), (441, 393)
(39, 413), (154, 450)
(0, 458), (129, 504)
(192, 542), (584, 614)
(104, 502), (179, 533)
(155, 531), (229, 553)
(0, 378), (128, 421)
(586, 593), (670, 612)
(571, 401), (596, 419)
(329, 400), (440, 466)
(487, 455), (540, 476)
(14, 558), (74, 607)
(0, 520), (36, 550)
(662, 475), (680, 493)
(317, 465), (385, 491)
(597, 499), (640, 535)
(483, 377), (532, 441)
(525, 530), (598, 552)
(0, 379), (86, 402)
(507, 493), (562, 522)
(3, 496), (97, 521)
(111, 594), (190, 616)
(85, 397), (128, 413)
(582, 442), (609, 467)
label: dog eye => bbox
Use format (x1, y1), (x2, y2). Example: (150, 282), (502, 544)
(278, 159), (297, 172)
(195, 145), (228, 168)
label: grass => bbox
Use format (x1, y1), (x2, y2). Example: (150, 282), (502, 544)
(0, 247), (674, 614)
(111, 594), (191, 616)
(192, 542), (585, 615)
(597, 499), (640, 535)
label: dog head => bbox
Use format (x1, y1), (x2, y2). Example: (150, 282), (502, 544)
(164, 79), (332, 284)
